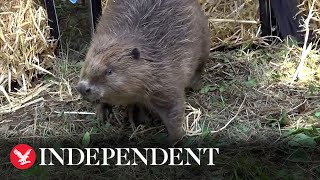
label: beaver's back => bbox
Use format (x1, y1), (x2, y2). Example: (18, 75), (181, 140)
(94, 0), (210, 87)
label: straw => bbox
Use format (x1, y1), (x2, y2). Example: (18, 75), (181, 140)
(0, 0), (56, 114)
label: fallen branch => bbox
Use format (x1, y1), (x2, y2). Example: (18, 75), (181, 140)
(290, 0), (315, 84)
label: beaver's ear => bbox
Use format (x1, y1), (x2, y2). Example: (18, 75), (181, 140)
(131, 48), (140, 60)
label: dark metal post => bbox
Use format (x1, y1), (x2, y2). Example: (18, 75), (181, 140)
(259, 0), (305, 44)
(259, 0), (278, 38)
(44, 0), (60, 40)
(89, 0), (102, 35)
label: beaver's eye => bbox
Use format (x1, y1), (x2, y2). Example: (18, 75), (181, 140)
(106, 66), (113, 75)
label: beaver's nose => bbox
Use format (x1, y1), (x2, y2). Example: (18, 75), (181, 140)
(77, 82), (91, 95)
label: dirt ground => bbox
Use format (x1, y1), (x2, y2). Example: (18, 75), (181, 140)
(1, 1), (320, 179)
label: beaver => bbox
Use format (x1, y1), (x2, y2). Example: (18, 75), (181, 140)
(77, 0), (211, 145)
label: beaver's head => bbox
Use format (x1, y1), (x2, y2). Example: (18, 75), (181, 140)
(77, 39), (153, 105)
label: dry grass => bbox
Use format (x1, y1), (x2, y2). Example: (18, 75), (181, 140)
(199, 0), (260, 49)
(2, 43), (320, 179)
(2, 42), (320, 141)
(0, 0), (56, 114)
(2, 40), (320, 179)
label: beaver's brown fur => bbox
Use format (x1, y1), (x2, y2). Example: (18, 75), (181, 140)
(77, 0), (211, 145)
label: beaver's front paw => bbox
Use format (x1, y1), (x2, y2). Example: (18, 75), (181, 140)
(95, 103), (112, 126)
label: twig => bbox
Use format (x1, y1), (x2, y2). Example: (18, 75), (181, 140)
(0, 85), (12, 106)
(0, 97), (44, 114)
(209, 18), (258, 24)
(54, 111), (95, 115)
(187, 96), (247, 136)
(288, 99), (307, 113)
(185, 104), (202, 135)
(129, 125), (165, 140)
(33, 106), (38, 136)
(290, 0), (315, 84)
(210, 96), (246, 133)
